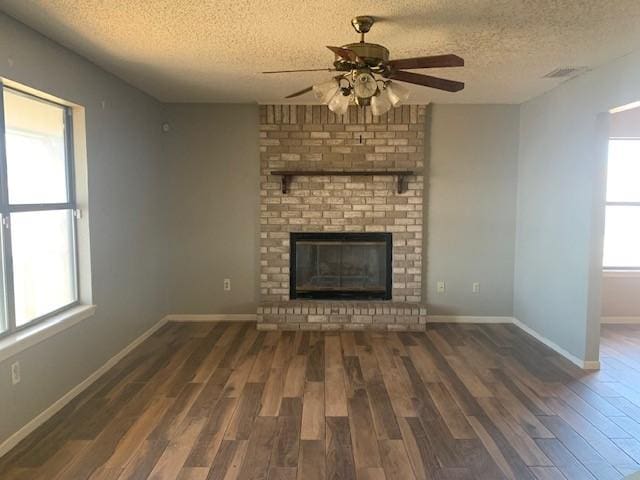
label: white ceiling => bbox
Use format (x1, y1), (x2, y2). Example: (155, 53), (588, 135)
(2, 1), (640, 104)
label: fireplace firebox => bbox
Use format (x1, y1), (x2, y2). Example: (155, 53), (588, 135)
(290, 232), (392, 300)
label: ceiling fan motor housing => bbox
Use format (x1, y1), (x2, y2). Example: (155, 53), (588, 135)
(333, 42), (389, 72)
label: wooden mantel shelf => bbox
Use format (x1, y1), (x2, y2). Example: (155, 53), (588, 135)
(270, 170), (416, 194)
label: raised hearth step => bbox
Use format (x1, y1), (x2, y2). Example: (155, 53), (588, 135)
(257, 300), (427, 331)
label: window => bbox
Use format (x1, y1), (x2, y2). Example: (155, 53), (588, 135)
(0, 86), (79, 336)
(603, 139), (640, 270)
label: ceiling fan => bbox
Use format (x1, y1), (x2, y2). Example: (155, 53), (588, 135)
(262, 16), (464, 115)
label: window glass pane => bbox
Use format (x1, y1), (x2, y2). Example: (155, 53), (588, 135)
(11, 210), (76, 326)
(603, 205), (640, 268)
(3, 89), (69, 204)
(607, 140), (640, 202)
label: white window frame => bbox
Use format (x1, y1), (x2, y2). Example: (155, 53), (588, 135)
(0, 85), (81, 337)
(603, 137), (640, 272)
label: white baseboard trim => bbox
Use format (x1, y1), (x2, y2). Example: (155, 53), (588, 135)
(164, 314), (257, 322)
(428, 315), (515, 324)
(601, 316), (640, 324)
(582, 361), (602, 370)
(0, 316), (168, 460)
(511, 317), (600, 370)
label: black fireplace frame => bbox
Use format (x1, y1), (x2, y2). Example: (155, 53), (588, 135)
(289, 232), (393, 300)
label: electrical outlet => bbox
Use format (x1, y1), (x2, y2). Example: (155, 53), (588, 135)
(472, 282), (480, 294)
(10, 361), (20, 385)
(223, 278), (231, 291)
(436, 281), (446, 293)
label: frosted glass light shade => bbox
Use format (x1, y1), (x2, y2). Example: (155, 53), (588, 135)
(312, 79), (340, 103)
(386, 81), (410, 106)
(370, 90), (392, 116)
(328, 91), (350, 115)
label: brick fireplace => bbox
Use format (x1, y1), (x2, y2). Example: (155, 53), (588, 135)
(257, 104), (427, 331)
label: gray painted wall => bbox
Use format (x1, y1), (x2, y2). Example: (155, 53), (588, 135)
(161, 104), (521, 317)
(610, 107), (640, 137)
(514, 50), (640, 362)
(425, 105), (520, 316)
(602, 275), (640, 317)
(163, 104), (260, 314)
(0, 14), (169, 445)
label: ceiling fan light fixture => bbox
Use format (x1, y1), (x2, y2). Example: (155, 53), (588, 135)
(353, 72), (377, 99)
(312, 79), (340, 103)
(370, 89), (392, 116)
(385, 81), (410, 106)
(327, 89), (351, 115)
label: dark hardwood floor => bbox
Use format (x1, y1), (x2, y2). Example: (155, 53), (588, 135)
(2, 322), (640, 479)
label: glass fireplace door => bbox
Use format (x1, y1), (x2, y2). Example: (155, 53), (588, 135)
(290, 233), (392, 300)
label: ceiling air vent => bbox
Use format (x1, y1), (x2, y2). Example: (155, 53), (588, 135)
(543, 67), (589, 78)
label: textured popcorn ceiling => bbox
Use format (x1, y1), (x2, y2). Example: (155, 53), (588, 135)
(2, 1), (640, 104)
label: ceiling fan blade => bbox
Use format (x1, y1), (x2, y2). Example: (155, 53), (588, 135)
(285, 86), (314, 99)
(327, 46), (362, 64)
(388, 70), (464, 92)
(388, 54), (464, 70)
(263, 68), (336, 74)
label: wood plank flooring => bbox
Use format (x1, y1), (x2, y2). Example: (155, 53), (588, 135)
(2, 322), (640, 479)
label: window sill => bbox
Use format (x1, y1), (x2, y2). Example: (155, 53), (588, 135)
(603, 270), (640, 279)
(0, 304), (96, 363)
